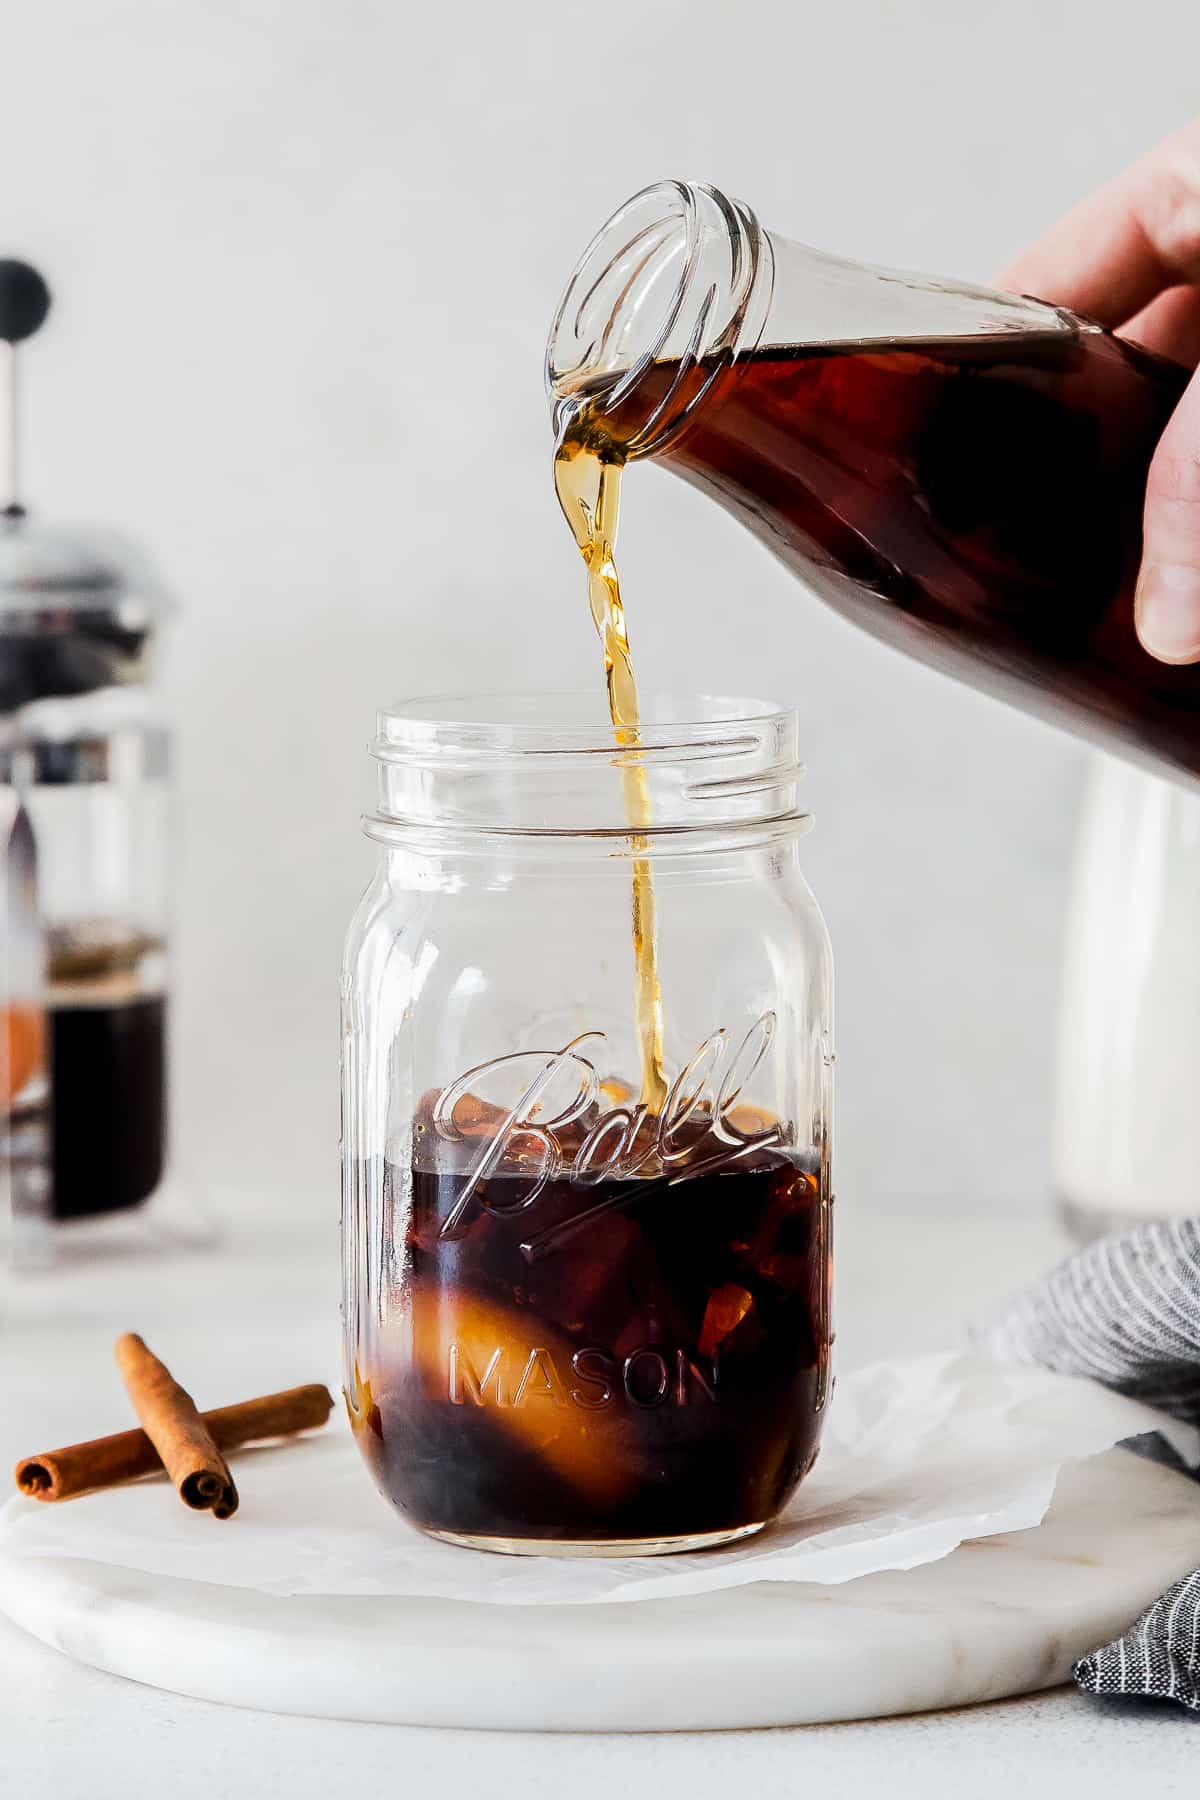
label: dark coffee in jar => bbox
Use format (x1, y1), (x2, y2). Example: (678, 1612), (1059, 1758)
(350, 1083), (830, 1546)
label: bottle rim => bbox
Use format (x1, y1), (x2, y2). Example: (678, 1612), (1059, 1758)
(545, 180), (774, 459)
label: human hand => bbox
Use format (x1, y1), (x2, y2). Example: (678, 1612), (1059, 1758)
(1000, 122), (1200, 664)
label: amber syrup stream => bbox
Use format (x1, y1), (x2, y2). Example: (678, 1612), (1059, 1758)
(554, 413), (667, 1111)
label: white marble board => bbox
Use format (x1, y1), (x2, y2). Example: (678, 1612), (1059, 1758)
(0, 1447), (1197, 1730)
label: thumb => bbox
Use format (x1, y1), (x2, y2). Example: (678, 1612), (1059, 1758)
(1136, 366), (1200, 664)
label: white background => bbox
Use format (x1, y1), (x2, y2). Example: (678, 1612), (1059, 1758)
(3, 0), (1197, 1220)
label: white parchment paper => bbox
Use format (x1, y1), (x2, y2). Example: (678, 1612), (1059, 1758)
(1, 1352), (1192, 1606)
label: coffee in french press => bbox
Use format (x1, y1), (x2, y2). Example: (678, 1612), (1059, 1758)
(352, 1081), (829, 1545)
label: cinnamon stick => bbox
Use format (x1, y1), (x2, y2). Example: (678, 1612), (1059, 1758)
(15, 1383), (333, 1504)
(113, 1333), (239, 1517)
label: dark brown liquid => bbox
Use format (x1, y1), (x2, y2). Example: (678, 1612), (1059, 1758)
(564, 328), (1197, 778)
(351, 1127), (830, 1544)
(49, 992), (166, 1219)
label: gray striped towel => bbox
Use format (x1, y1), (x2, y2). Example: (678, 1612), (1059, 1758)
(981, 1217), (1200, 1711)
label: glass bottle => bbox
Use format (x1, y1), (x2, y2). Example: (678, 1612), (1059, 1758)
(1055, 752), (1200, 1240)
(341, 693), (834, 1554)
(547, 183), (1195, 782)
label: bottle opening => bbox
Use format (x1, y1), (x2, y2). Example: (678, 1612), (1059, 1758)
(546, 181), (774, 459)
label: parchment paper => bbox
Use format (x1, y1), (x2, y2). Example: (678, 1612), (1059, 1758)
(2, 1352), (1190, 1606)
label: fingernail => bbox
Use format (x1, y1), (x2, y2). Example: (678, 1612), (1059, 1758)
(1136, 563), (1200, 663)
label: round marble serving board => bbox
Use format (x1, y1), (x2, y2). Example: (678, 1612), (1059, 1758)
(1, 1448), (1197, 1731)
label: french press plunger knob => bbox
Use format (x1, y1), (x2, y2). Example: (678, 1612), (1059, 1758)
(0, 259), (52, 520)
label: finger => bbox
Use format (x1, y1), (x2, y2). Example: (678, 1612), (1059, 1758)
(1136, 366), (1200, 663)
(996, 119), (1200, 324)
(1120, 285), (1200, 367)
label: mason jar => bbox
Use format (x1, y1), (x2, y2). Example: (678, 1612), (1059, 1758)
(340, 693), (834, 1555)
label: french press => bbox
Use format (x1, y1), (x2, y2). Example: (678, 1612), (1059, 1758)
(0, 261), (174, 1262)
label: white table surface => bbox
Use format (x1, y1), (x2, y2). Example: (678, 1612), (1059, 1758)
(2, 1192), (1198, 1799)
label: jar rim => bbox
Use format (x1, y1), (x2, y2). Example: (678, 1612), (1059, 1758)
(374, 690), (796, 757)
(367, 691), (810, 849)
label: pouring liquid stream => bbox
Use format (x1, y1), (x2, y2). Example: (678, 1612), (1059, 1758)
(554, 419), (668, 1112)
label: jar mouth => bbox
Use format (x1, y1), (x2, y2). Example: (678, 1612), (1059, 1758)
(367, 692), (810, 847)
(376, 690), (791, 751)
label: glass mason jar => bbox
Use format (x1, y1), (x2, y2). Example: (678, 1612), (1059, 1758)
(341, 693), (834, 1555)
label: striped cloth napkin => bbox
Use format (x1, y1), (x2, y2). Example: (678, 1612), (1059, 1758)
(981, 1216), (1200, 1711)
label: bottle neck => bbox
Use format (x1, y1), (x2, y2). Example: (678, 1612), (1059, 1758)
(546, 179), (1079, 459)
(762, 232), (1075, 348)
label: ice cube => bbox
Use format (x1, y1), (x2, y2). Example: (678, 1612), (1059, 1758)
(698, 1282), (755, 1356)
